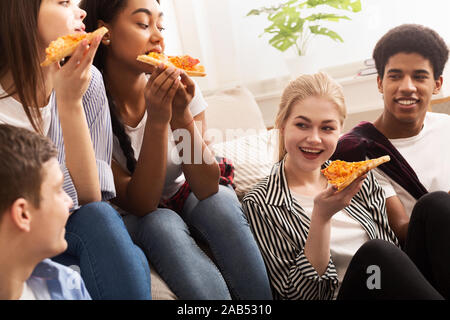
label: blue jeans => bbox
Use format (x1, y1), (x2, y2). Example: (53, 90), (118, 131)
(124, 185), (272, 300)
(52, 202), (151, 300)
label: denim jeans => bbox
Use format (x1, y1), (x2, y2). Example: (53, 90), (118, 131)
(52, 202), (151, 300)
(124, 185), (273, 300)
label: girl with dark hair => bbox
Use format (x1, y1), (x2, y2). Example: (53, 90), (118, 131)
(80, 0), (272, 299)
(0, 0), (150, 299)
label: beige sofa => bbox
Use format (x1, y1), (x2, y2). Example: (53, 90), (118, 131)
(150, 85), (279, 299)
(150, 87), (450, 299)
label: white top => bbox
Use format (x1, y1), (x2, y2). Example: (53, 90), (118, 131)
(373, 112), (450, 217)
(113, 80), (207, 200)
(1, 67), (116, 209)
(19, 281), (51, 300)
(0, 84), (53, 135)
(243, 159), (398, 300)
(19, 283), (37, 300)
(291, 192), (370, 299)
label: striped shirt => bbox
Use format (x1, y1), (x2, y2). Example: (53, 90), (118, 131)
(242, 158), (399, 300)
(47, 66), (115, 209)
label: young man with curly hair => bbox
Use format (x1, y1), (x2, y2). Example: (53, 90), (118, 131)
(0, 124), (91, 300)
(332, 25), (450, 296)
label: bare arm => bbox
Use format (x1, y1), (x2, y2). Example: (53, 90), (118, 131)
(51, 37), (103, 204)
(371, 169), (409, 245)
(58, 102), (101, 204)
(170, 73), (219, 200)
(385, 196), (409, 246)
(172, 110), (219, 200)
(111, 121), (169, 216)
(304, 176), (366, 275)
(304, 211), (332, 276)
(111, 66), (179, 216)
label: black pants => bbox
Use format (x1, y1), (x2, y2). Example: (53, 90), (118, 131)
(337, 191), (450, 300)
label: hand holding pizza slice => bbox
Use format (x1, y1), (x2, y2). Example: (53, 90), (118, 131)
(137, 52), (206, 77)
(41, 27), (108, 67)
(321, 156), (391, 192)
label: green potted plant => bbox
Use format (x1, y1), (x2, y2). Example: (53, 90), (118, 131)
(247, 0), (362, 56)
(247, 0), (362, 75)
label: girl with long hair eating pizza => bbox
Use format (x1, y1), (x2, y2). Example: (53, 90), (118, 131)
(243, 72), (450, 300)
(0, 0), (151, 299)
(80, 0), (272, 299)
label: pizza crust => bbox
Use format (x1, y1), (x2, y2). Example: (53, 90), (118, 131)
(136, 54), (206, 77)
(40, 27), (108, 67)
(323, 155), (391, 192)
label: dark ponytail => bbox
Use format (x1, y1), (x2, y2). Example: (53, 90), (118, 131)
(106, 90), (137, 173)
(80, 0), (137, 173)
(80, 0), (161, 173)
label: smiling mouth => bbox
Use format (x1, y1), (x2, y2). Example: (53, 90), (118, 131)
(299, 147), (324, 155)
(394, 98), (420, 106)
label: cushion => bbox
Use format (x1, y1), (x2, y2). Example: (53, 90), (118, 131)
(211, 129), (279, 199)
(204, 86), (266, 139)
(150, 262), (177, 300)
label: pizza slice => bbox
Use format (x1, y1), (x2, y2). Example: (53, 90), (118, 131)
(321, 155), (391, 192)
(40, 27), (108, 67)
(137, 52), (206, 77)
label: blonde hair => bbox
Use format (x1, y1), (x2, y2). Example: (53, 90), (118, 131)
(275, 72), (346, 162)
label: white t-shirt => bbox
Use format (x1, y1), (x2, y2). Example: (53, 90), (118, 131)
(113, 80), (207, 200)
(0, 84), (53, 135)
(373, 112), (450, 217)
(291, 192), (370, 298)
(19, 281), (51, 300)
(19, 283), (37, 300)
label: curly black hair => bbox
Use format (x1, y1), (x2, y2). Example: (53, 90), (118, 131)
(373, 24), (449, 80)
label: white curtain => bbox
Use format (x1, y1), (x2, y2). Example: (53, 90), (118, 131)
(169, 0), (450, 92)
(76, 0), (450, 93)
(171, 0), (290, 92)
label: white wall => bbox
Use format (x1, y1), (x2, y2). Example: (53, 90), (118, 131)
(75, 0), (450, 96)
(171, 0), (450, 92)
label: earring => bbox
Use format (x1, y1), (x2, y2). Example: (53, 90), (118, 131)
(104, 39), (111, 45)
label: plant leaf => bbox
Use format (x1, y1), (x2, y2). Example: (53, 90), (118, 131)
(309, 25), (344, 42)
(246, 0), (298, 16)
(304, 0), (362, 12)
(246, 9), (262, 16)
(269, 34), (298, 52)
(305, 13), (351, 22)
(246, 0), (362, 55)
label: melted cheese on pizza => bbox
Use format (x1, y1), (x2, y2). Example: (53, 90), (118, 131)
(321, 159), (369, 186)
(147, 52), (172, 64)
(147, 52), (204, 72)
(168, 55), (202, 71)
(45, 34), (87, 58)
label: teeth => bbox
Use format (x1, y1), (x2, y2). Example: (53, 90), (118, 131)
(397, 100), (417, 105)
(301, 148), (322, 154)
